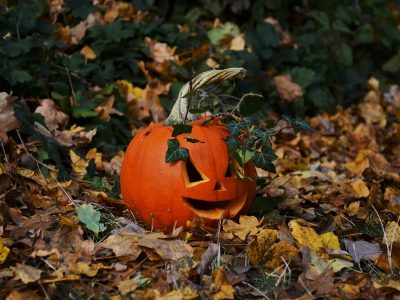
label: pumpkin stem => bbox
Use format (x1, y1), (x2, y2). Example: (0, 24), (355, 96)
(164, 68), (247, 126)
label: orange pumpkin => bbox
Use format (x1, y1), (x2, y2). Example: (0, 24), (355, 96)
(120, 68), (256, 231)
(120, 118), (256, 231)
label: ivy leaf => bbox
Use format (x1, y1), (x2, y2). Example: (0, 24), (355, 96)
(166, 138), (189, 163)
(226, 117), (252, 136)
(282, 115), (314, 132)
(76, 204), (106, 235)
(252, 147), (277, 173)
(225, 136), (240, 149)
(172, 124), (192, 137)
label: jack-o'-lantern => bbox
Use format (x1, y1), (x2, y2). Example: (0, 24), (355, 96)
(120, 68), (256, 231)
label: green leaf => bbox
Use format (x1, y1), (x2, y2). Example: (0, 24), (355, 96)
(207, 22), (240, 45)
(76, 204), (106, 235)
(336, 43), (353, 66)
(282, 115), (314, 132)
(309, 10), (330, 28)
(226, 118), (252, 136)
(237, 149), (255, 164)
(355, 23), (374, 44)
(172, 124), (192, 137)
(239, 94), (264, 116)
(382, 52), (400, 74)
(8, 70), (33, 85)
(165, 139), (189, 163)
(287, 67), (316, 89)
(72, 107), (99, 118)
(252, 148), (277, 173)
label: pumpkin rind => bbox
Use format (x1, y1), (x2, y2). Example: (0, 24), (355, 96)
(120, 118), (256, 231)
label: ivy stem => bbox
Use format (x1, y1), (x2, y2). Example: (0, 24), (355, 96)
(164, 68), (247, 126)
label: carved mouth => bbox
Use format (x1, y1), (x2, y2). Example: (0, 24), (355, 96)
(183, 193), (248, 219)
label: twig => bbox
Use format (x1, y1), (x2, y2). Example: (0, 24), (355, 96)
(372, 205), (392, 272)
(55, 178), (77, 206)
(16, 130), (57, 172)
(0, 138), (8, 163)
(242, 281), (271, 299)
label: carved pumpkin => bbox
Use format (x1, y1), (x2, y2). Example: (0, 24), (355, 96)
(120, 68), (256, 231)
(120, 118), (256, 231)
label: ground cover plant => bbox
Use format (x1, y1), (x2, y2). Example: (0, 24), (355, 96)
(1, 0), (400, 299)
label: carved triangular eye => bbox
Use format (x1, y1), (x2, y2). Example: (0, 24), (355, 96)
(182, 157), (209, 187)
(225, 164), (233, 177)
(186, 158), (202, 182)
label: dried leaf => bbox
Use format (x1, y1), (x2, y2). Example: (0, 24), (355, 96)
(80, 45), (96, 60)
(118, 279), (138, 295)
(0, 237), (10, 264)
(223, 216), (259, 241)
(289, 219), (323, 252)
(35, 99), (69, 131)
(138, 236), (193, 261)
(344, 240), (382, 263)
(100, 232), (142, 258)
(70, 149), (88, 179)
(273, 75), (303, 102)
(0, 92), (19, 143)
(12, 263), (42, 284)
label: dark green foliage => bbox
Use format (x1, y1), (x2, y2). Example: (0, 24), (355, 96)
(165, 138), (189, 162)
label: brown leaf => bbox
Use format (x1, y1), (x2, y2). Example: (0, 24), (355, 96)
(273, 75), (303, 102)
(12, 263), (42, 284)
(0, 92), (19, 143)
(35, 99), (69, 131)
(144, 37), (176, 64)
(223, 216), (259, 241)
(138, 236), (193, 261)
(100, 232), (142, 258)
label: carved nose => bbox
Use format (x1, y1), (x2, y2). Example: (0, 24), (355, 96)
(214, 182), (224, 191)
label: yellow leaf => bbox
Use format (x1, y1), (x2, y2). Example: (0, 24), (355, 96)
(223, 216), (259, 241)
(43, 267), (80, 283)
(289, 219), (323, 252)
(351, 179), (369, 198)
(0, 237), (10, 264)
(212, 284), (235, 300)
(80, 45), (96, 60)
(385, 221), (400, 245)
(319, 232), (340, 250)
(265, 241), (298, 271)
(68, 262), (108, 277)
(247, 229), (277, 266)
(116, 80), (144, 100)
(230, 34), (245, 51)
(16, 167), (35, 178)
(346, 201), (360, 216)
(118, 279), (138, 295)
(69, 149), (88, 179)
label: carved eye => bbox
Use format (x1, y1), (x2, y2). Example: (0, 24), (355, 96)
(186, 159), (203, 182)
(225, 164), (233, 177)
(182, 157), (209, 187)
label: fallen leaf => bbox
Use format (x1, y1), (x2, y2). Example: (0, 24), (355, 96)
(0, 237), (10, 264)
(265, 241), (299, 271)
(118, 279), (138, 295)
(70, 149), (88, 179)
(212, 268), (235, 300)
(100, 232), (142, 259)
(230, 34), (245, 51)
(35, 99), (69, 131)
(76, 203), (106, 235)
(12, 263), (42, 284)
(80, 45), (96, 60)
(0, 92), (19, 143)
(289, 219), (323, 252)
(351, 179), (370, 198)
(68, 262), (107, 277)
(319, 232), (340, 250)
(197, 243), (219, 276)
(385, 221), (400, 245)
(223, 215), (259, 241)
(144, 37), (176, 64)
(344, 240), (382, 263)
(273, 75), (303, 102)
(138, 236), (193, 261)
